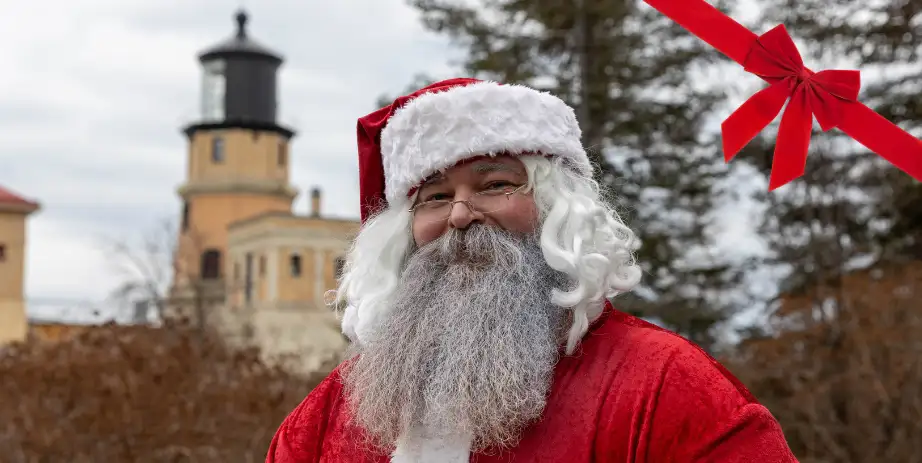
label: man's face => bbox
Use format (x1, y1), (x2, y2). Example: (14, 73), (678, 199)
(411, 156), (539, 246)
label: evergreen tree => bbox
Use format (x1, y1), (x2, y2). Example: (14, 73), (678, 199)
(402, 0), (750, 350)
(727, 3), (922, 460)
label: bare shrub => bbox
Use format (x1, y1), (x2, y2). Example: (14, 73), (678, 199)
(0, 319), (330, 463)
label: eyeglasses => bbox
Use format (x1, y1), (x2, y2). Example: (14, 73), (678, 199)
(409, 184), (527, 224)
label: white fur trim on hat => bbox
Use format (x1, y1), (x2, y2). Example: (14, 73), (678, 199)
(379, 81), (592, 204)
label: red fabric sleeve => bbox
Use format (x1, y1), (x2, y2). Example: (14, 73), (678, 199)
(645, 341), (798, 463)
(265, 369), (344, 463)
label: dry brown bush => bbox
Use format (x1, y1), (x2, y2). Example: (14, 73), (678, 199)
(0, 320), (330, 463)
(727, 262), (922, 463)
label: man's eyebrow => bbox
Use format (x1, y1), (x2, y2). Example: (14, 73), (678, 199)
(421, 172), (447, 186)
(420, 162), (523, 189)
(472, 162), (524, 175)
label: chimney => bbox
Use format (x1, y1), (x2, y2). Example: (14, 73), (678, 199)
(310, 187), (321, 217)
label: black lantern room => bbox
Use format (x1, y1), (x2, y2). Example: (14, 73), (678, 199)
(184, 9), (295, 139)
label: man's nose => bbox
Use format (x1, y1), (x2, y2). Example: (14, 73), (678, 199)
(447, 195), (484, 230)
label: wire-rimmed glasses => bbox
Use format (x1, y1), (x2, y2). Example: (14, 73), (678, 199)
(409, 184), (527, 224)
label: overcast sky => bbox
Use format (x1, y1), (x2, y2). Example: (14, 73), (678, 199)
(1, 0), (471, 310)
(2, 0), (773, 324)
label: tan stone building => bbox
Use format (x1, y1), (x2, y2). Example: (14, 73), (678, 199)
(169, 10), (359, 374)
(0, 185), (40, 345)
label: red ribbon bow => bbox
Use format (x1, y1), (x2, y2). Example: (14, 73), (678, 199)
(643, 0), (922, 190)
(722, 25), (860, 189)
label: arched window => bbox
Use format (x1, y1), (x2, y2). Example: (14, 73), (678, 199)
(201, 249), (222, 279)
(290, 254), (302, 278)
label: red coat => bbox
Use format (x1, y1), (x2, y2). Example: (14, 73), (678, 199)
(266, 305), (798, 462)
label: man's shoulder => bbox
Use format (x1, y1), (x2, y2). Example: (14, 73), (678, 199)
(577, 309), (797, 462)
(289, 366), (345, 419)
(265, 366), (355, 462)
(583, 307), (757, 403)
(585, 306), (703, 355)
(275, 367), (347, 436)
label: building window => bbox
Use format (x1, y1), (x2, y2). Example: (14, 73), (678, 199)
(277, 141), (287, 166)
(201, 59), (226, 121)
(211, 137), (224, 163)
(181, 202), (190, 231)
(201, 249), (222, 279)
(245, 253), (254, 303)
(290, 254), (302, 278)
(259, 255), (266, 276)
(0, 244), (5, 262)
(334, 256), (346, 279)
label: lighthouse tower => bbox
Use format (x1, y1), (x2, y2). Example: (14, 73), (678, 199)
(174, 9), (297, 292)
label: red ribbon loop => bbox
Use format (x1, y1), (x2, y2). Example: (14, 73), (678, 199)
(721, 25), (862, 189)
(642, 0), (922, 190)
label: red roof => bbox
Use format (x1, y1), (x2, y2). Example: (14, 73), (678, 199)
(0, 185), (39, 208)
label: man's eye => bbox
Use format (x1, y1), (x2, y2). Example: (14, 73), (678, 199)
(485, 181), (514, 190)
(424, 193), (450, 202)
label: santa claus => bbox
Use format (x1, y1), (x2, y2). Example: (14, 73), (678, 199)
(265, 78), (798, 462)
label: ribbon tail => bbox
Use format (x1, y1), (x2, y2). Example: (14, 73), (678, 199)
(721, 83), (790, 161)
(642, 0), (758, 64)
(836, 103), (922, 182)
(769, 89), (814, 190)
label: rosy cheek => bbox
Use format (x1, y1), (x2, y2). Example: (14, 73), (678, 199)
(521, 209), (541, 231)
(500, 197), (539, 232)
(413, 220), (442, 246)
(524, 199), (539, 224)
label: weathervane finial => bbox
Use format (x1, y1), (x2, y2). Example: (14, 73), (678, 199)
(235, 9), (248, 38)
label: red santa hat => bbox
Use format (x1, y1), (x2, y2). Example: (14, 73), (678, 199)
(355, 78), (593, 222)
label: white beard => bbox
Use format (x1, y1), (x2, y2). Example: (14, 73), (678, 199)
(340, 225), (572, 461)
